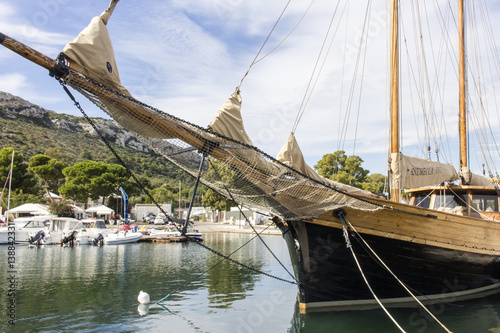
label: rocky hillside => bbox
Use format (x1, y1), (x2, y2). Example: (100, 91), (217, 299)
(0, 90), (193, 184)
(0, 91), (151, 155)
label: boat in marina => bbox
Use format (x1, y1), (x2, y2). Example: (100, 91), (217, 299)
(104, 230), (143, 244)
(42, 217), (81, 245)
(1, 0), (499, 316)
(148, 223), (203, 242)
(0, 215), (52, 244)
(74, 218), (110, 245)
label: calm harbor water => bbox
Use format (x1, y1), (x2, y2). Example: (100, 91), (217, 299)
(1, 232), (499, 332)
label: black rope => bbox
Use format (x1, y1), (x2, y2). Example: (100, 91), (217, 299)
(157, 224), (295, 307)
(191, 237), (297, 286)
(58, 80), (297, 287)
(58, 79), (172, 222)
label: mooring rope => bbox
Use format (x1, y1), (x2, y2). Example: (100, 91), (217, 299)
(337, 212), (407, 333)
(343, 216), (453, 333)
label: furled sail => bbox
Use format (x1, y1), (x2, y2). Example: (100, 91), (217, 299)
(391, 153), (458, 189)
(62, 0), (130, 97)
(391, 153), (459, 189)
(210, 91), (252, 146)
(277, 133), (372, 197)
(460, 166), (494, 188)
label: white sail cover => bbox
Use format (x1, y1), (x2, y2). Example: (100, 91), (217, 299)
(209, 91), (252, 146)
(277, 133), (372, 196)
(62, 0), (131, 97)
(460, 166), (494, 187)
(391, 153), (459, 189)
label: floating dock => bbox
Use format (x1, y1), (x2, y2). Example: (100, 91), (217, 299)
(139, 235), (188, 243)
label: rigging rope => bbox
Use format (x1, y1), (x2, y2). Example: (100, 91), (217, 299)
(291, 0), (345, 134)
(237, 0), (294, 91)
(254, 0), (316, 66)
(156, 224), (287, 306)
(58, 79), (172, 221)
(63, 65), (442, 219)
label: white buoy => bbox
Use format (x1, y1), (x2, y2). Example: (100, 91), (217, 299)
(138, 291), (150, 304)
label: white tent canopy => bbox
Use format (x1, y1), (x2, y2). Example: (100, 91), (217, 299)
(6, 203), (50, 217)
(85, 205), (114, 216)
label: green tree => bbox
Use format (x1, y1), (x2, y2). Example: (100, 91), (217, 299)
(59, 161), (130, 206)
(201, 188), (233, 212)
(314, 150), (369, 188)
(44, 147), (76, 165)
(314, 151), (347, 179)
(0, 147), (39, 195)
(359, 173), (386, 195)
(29, 154), (68, 192)
(80, 149), (93, 160)
(149, 186), (176, 204)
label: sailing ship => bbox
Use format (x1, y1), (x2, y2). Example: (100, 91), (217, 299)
(1, 0), (499, 314)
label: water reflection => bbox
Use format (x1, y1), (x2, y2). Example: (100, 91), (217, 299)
(203, 233), (265, 308)
(289, 294), (500, 333)
(0, 233), (296, 332)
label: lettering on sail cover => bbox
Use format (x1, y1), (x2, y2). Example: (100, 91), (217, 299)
(409, 167), (443, 176)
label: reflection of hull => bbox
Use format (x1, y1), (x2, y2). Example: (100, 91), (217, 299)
(104, 232), (142, 244)
(284, 204), (500, 313)
(288, 293), (500, 332)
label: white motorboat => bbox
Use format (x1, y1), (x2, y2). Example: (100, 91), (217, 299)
(42, 217), (81, 245)
(0, 216), (52, 244)
(104, 230), (142, 244)
(74, 218), (110, 245)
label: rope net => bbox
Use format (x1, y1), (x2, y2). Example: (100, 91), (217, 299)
(64, 68), (381, 222)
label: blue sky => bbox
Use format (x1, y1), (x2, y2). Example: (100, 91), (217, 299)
(1, 0), (499, 177)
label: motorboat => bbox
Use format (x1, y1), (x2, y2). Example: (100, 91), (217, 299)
(74, 218), (110, 245)
(42, 217), (81, 245)
(104, 230), (143, 244)
(0, 215), (52, 244)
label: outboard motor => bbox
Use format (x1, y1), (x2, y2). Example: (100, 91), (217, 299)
(61, 230), (78, 247)
(92, 233), (104, 246)
(28, 231), (45, 246)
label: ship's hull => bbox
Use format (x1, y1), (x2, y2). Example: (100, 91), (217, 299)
(283, 205), (500, 313)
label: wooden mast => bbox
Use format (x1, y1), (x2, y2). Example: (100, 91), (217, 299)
(390, 0), (400, 202)
(458, 0), (468, 179)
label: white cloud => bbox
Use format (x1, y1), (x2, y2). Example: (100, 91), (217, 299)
(0, 73), (28, 95)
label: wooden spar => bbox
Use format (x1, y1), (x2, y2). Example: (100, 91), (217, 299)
(458, 0), (468, 174)
(0, 33), (56, 71)
(390, 0), (400, 202)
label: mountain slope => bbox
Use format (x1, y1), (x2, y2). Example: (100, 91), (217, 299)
(0, 90), (184, 181)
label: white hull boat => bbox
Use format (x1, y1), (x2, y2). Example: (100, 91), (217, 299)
(74, 219), (110, 245)
(0, 216), (52, 244)
(104, 231), (142, 244)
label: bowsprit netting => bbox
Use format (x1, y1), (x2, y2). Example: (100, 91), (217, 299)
(63, 68), (381, 221)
